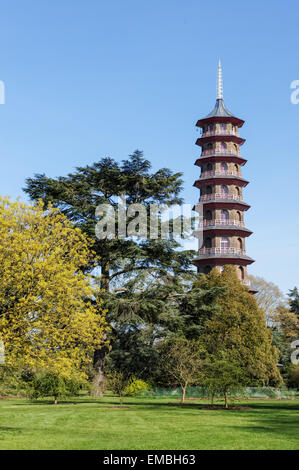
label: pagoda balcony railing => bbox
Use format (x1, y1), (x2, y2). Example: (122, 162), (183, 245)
(200, 219), (245, 227)
(199, 247), (247, 256)
(201, 170), (240, 178)
(200, 193), (244, 202)
(201, 130), (239, 137)
(241, 279), (251, 287)
(201, 149), (240, 157)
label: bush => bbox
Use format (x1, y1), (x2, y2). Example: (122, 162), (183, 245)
(124, 378), (149, 396)
(31, 372), (83, 404)
(0, 367), (34, 396)
(288, 365), (299, 389)
(106, 372), (149, 404)
(106, 371), (129, 405)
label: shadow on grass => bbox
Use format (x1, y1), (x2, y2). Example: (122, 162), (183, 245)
(11, 398), (210, 409)
(222, 417), (299, 441)
(239, 402), (299, 412)
(0, 426), (23, 437)
(0, 427), (20, 431)
(100, 399), (299, 412)
(9, 397), (299, 414)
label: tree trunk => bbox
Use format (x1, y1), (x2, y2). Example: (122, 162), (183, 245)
(101, 261), (110, 293)
(91, 262), (110, 397)
(211, 392), (215, 405)
(224, 390), (229, 409)
(181, 382), (188, 404)
(54, 396), (58, 405)
(92, 346), (107, 396)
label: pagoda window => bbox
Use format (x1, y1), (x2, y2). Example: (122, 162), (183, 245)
(237, 238), (243, 250)
(205, 237), (212, 248)
(219, 142), (227, 151)
(204, 265), (212, 274)
(221, 185), (229, 196)
(220, 237), (230, 251)
(220, 123), (226, 131)
(237, 211), (242, 222)
(220, 162), (228, 173)
(207, 163), (213, 171)
(238, 266), (245, 280)
(234, 164), (239, 174)
(235, 186), (240, 196)
(205, 210), (212, 220)
(221, 210), (229, 223)
(206, 185), (213, 194)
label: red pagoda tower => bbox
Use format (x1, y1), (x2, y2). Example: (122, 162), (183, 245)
(193, 61), (254, 287)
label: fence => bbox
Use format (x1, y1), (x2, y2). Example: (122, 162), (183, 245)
(141, 386), (297, 399)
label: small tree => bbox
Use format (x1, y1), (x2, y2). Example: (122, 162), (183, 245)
(31, 372), (82, 404)
(106, 372), (148, 405)
(202, 354), (248, 408)
(106, 371), (131, 406)
(159, 336), (204, 403)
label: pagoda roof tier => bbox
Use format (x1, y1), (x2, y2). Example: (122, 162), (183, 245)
(194, 176), (249, 188)
(199, 200), (250, 211)
(196, 115), (245, 128)
(202, 226), (253, 237)
(196, 99), (245, 128)
(195, 155), (247, 167)
(193, 254), (254, 266)
(196, 135), (245, 147)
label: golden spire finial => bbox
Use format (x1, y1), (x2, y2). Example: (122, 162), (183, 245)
(217, 59), (223, 99)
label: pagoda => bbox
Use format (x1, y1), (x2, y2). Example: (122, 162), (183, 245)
(193, 61), (254, 287)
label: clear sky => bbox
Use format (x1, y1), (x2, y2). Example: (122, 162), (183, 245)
(0, 0), (298, 294)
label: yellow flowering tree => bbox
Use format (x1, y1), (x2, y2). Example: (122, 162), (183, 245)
(0, 198), (107, 380)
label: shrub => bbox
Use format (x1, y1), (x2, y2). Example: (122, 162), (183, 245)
(106, 372), (149, 404)
(31, 372), (83, 404)
(288, 365), (299, 389)
(0, 367), (34, 396)
(124, 378), (149, 396)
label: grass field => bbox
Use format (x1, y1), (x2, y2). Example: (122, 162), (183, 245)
(0, 396), (298, 450)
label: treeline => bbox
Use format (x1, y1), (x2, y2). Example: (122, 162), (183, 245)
(0, 151), (298, 407)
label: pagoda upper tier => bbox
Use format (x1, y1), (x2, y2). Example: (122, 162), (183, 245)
(194, 98), (247, 167)
(196, 97), (245, 128)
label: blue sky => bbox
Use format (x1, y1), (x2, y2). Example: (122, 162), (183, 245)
(0, 0), (298, 294)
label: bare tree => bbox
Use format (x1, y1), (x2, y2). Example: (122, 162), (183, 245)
(160, 336), (204, 404)
(249, 275), (287, 324)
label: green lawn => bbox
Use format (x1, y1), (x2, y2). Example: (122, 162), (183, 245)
(0, 396), (298, 450)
